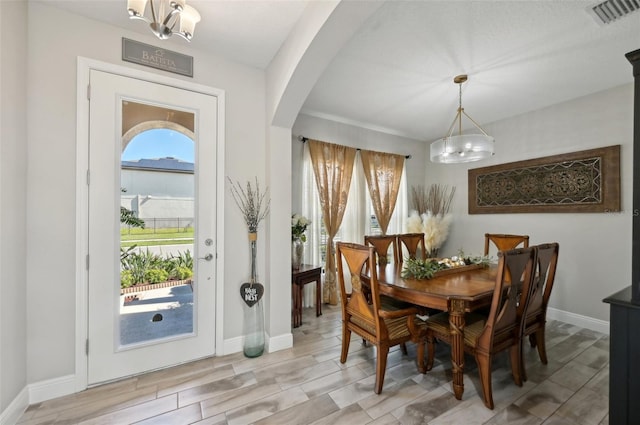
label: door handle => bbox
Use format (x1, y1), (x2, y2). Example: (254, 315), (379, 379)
(200, 253), (214, 261)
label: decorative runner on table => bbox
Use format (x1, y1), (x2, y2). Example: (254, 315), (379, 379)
(401, 255), (489, 280)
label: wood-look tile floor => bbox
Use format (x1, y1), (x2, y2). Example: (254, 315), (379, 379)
(18, 305), (609, 425)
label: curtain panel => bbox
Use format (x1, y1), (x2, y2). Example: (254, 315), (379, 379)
(301, 144), (323, 307)
(308, 139), (356, 305)
(360, 149), (405, 235)
(301, 149), (367, 308)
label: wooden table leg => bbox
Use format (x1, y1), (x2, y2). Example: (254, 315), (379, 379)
(449, 299), (466, 400)
(292, 283), (301, 328)
(315, 277), (322, 317)
(296, 284), (302, 327)
(292, 283), (296, 327)
(294, 284), (298, 327)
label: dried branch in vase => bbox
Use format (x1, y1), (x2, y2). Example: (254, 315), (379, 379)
(411, 186), (428, 216)
(411, 184), (456, 216)
(228, 176), (271, 233)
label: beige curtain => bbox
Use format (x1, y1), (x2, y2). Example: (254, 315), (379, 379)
(308, 139), (356, 305)
(360, 149), (405, 235)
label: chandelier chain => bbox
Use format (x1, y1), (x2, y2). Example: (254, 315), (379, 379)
(458, 79), (463, 136)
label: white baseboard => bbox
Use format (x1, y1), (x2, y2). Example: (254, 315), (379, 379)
(223, 331), (293, 356)
(222, 335), (244, 356)
(268, 332), (293, 353)
(547, 307), (609, 335)
(28, 374), (77, 404)
(0, 386), (28, 425)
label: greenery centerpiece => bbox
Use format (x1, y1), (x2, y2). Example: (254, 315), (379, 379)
(401, 250), (490, 280)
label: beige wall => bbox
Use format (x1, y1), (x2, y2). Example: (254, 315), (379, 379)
(0, 0), (28, 417)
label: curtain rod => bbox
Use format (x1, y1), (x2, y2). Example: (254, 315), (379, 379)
(297, 136), (412, 159)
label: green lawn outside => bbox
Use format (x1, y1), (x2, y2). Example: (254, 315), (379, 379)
(120, 227), (194, 247)
(121, 239), (194, 248)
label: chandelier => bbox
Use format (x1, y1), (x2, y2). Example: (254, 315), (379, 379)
(430, 75), (494, 164)
(127, 0), (201, 42)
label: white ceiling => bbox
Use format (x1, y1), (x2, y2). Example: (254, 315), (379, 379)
(46, 0), (640, 142)
(46, 0), (310, 68)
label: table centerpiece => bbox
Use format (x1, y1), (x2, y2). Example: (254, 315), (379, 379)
(401, 252), (490, 280)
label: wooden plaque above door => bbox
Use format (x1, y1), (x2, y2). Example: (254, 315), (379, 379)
(468, 145), (621, 214)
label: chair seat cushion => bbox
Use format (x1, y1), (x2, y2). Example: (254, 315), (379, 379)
(426, 312), (487, 348)
(351, 313), (426, 341)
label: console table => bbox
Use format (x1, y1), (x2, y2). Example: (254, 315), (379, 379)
(604, 287), (640, 425)
(292, 264), (322, 328)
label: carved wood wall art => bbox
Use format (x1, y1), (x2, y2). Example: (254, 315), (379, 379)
(468, 145), (621, 214)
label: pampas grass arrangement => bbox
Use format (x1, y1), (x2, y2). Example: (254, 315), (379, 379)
(407, 184), (456, 257)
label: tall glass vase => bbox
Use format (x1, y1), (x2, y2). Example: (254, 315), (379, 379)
(243, 232), (265, 358)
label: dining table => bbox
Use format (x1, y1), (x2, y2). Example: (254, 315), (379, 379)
(367, 262), (499, 400)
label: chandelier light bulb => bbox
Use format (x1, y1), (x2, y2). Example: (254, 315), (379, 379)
(127, 0), (200, 42)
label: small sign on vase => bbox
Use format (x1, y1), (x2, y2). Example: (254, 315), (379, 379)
(240, 283), (264, 307)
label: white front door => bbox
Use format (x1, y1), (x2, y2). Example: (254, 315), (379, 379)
(87, 69), (218, 384)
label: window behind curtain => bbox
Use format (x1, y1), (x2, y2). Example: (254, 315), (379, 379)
(302, 146), (407, 265)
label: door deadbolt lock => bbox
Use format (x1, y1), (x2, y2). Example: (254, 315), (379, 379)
(205, 238), (213, 246)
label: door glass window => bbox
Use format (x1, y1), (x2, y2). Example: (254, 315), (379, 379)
(119, 101), (195, 346)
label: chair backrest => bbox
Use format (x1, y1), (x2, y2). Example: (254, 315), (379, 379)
(477, 246), (537, 351)
(524, 243), (559, 322)
(397, 233), (426, 263)
(336, 242), (382, 332)
(364, 235), (398, 267)
(484, 233), (530, 256)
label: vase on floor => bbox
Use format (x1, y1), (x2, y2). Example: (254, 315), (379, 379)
(243, 232), (265, 358)
(292, 238), (304, 270)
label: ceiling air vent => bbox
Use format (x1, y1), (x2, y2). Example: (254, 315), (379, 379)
(588, 0), (640, 24)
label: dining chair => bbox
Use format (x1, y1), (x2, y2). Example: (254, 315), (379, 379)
(364, 235), (398, 267)
(363, 234), (415, 336)
(396, 233), (427, 264)
(425, 246), (538, 409)
(363, 234), (402, 311)
(362, 234), (397, 301)
(520, 242), (559, 381)
(484, 233), (530, 256)
(336, 242), (427, 394)
(395, 232), (441, 317)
